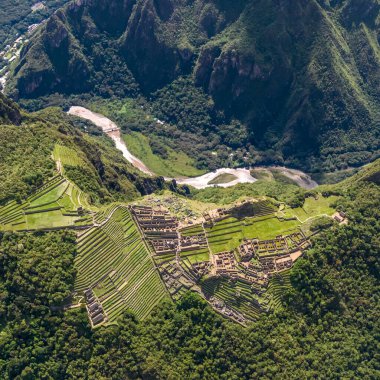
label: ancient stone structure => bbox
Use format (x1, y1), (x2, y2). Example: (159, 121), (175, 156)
(131, 205), (179, 254)
(84, 288), (106, 326)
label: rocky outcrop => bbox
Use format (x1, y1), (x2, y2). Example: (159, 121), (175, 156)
(6, 0), (380, 171)
(134, 176), (166, 195)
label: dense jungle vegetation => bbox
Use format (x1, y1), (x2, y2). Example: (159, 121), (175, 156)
(0, 161), (379, 379)
(6, 0), (380, 173)
(0, 98), (172, 206)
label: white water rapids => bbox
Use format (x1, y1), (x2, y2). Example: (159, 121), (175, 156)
(67, 106), (317, 189)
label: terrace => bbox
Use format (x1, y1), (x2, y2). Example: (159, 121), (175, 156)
(238, 231), (309, 259)
(75, 206), (167, 323)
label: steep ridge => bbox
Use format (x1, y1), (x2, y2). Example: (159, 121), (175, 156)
(0, 95), (170, 205)
(6, 0), (380, 172)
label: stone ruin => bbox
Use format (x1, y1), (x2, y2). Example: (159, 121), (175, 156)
(84, 288), (106, 326)
(131, 205), (179, 255)
(238, 231), (309, 260)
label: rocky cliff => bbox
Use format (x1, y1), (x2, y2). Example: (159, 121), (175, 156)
(7, 0), (380, 171)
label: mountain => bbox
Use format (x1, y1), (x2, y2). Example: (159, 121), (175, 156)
(6, 0), (380, 172)
(0, 95), (169, 206)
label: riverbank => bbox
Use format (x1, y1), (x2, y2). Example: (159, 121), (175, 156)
(67, 106), (318, 190)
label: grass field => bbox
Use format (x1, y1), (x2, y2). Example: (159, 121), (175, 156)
(75, 206), (168, 322)
(180, 225), (204, 236)
(179, 225), (210, 263)
(283, 195), (338, 222)
(123, 132), (205, 177)
(53, 144), (87, 168)
(26, 210), (78, 229)
(29, 181), (68, 207)
(180, 248), (210, 264)
(0, 176), (91, 231)
(206, 216), (300, 254)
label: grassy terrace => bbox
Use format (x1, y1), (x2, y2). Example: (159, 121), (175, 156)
(205, 216), (300, 254)
(53, 144), (87, 168)
(201, 271), (292, 320)
(180, 224), (204, 236)
(282, 196), (338, 222)
(267, 271), (292, 311)
(0, 176), (90, 231)
(180, 248), (210, 264)
(201, 277), (263, 321)
(179, 225), (210, 263)
(75, 206), (168, 322)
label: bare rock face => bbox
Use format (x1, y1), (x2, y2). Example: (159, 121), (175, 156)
(202, 49), (268, 100)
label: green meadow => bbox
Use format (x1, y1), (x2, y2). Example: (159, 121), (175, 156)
(123, 132), (205, 177)
(206, 216), (300, 254)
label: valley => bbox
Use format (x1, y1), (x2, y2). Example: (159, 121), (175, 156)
(0, 1), (379, 378)
(68, 105), (318, 189)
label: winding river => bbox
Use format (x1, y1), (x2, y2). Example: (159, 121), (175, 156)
(67, 106), (317, 190)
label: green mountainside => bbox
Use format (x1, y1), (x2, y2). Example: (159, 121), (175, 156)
(6, 0), (380, 172)
(0, 1), (379, 378)
(0, 0), (68, 50)
(0, 93), (21, 125)
(0, 129), (378, 377)
(0, 97), (168, 206)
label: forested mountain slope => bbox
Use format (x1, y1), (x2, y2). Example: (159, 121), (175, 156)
(0, 158), (379, 379)
(7, 0), (380, 172)
(0, 95), (167, 206)
(0, 93), (21, 125)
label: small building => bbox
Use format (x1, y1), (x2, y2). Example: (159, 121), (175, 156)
(92, 313), (104, 325)
(88, 302), (99, 313)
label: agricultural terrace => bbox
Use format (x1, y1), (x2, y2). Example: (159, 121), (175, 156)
(205, 216), (300, 254)
(179, 224), (210, 264)
(75, 206), (168, 322)
(201, 277), (267, 320)
(201, 269), (293, 321)
(267, 271), (292, 311)
(53, 144), (88, 169)
(205, 195), (338, 254)
(0, 176), (92, 231)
